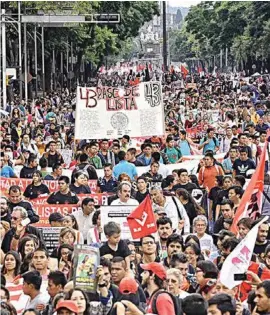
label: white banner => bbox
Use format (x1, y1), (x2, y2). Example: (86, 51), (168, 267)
(100, 206), (137, 241)
(75, 82), (165, 139)
(220, 216), (268, 289)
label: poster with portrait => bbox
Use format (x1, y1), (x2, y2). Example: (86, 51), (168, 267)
(73, 245), (100, 292)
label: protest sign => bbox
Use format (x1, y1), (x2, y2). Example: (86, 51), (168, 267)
(186, 83), (197, 89)
(75, 82), (165, 139)
(73, 245), (100, 292)
(40, 227), (62, 255)
(32, 194), (108, 227)
(0, 177), (98, 195)
(100, 205), (138, 241)
(59, 149), (73, 168)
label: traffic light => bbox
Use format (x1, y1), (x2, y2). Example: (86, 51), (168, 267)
(6, 75), (14, 86)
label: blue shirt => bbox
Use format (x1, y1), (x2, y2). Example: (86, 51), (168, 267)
(113, 160), (138, 180)
(200, 137), (219, 154)
(137, 155), (152, 166)
(98, 176), (118, 193)
(0, 165), (16, 178)
(222, 158), (233, 173)
(179, 140), (191, 155)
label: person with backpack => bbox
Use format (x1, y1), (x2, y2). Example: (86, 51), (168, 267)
(198, 127), (220, 154)
(140, 262), (179, 315)
(198, 153), (224, 191)
(71, 153), (98, 183)
(150, 185), (190, 234)
(178, 130), (194, 156)
(162, 136), (182, 164)
(20, 133), (39, 157)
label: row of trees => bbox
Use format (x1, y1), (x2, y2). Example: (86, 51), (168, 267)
(169, 1), (270, 73)
(3, 1), (159, 91)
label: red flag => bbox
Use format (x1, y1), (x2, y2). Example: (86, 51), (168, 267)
(231, 131), (270, 234)
(181, 65), (189, 78)
(99, 65), (105, 73)
(127, 195), (157, 239)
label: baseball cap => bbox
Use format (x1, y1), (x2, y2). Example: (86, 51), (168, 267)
(49, 212), (65, 223)
(56, 301), (79, 314)
(119, 277), (139, 294)
(140, 262), (166, 280)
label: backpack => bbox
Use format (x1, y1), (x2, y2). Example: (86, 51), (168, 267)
(151, 290), (182, 315)
(203, 136), (218, 147)
(21, 143), (36, 152)
(171, 196), (182, 220)
(75, 164), (89, 173)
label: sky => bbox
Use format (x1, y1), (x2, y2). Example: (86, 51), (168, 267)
(168, 0), (202, 8)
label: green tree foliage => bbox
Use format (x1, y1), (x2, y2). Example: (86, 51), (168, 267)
(4, 1), (159, 89)
(170, 1), (270, 72)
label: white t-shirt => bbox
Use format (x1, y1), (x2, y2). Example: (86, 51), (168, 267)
(111, 198), (139, 206)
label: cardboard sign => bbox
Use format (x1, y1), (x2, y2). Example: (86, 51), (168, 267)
(40, 227), (62, 255)
(75, 82), (165, 139)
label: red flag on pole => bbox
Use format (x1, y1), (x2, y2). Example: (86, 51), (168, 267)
(127, 195), (157, 239)
(181, 65), (189, 78)
(231, 131), (270, 234)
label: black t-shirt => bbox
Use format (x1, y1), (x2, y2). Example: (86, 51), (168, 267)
(20, 166), (38, 179)
(232, 158), (256, 177)
(69, 184), (91, 194)
(254, 241), (270, 258)
(172, 182), (197, 194)
(47, 191), (79, 204)
(183, 202), (198, 228)
(209, 186), (222, 219)
(99, 239), (131, 259)
(47, 153), (64, 167)
(135, 190), (149, 204)
(24, 183), (50, 199)
(71, 163), (98, 183)
(216, 189), (229, 206)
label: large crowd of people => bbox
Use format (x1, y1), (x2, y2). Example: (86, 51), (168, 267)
(0, 68), (270, 315)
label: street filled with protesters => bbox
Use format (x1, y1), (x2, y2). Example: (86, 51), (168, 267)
(1, 14), (270, 315)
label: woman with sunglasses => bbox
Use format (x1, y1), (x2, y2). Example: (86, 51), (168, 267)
(166, 268), (190, 299)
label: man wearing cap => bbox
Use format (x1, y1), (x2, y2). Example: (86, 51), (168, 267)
(113, 277), (146, 312)
(140, 262), (176, 315)
(49, 212), (65, 227)
(56, 301), (79, 315)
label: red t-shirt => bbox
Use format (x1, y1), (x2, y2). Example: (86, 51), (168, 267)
(146, 292), (176, 315)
